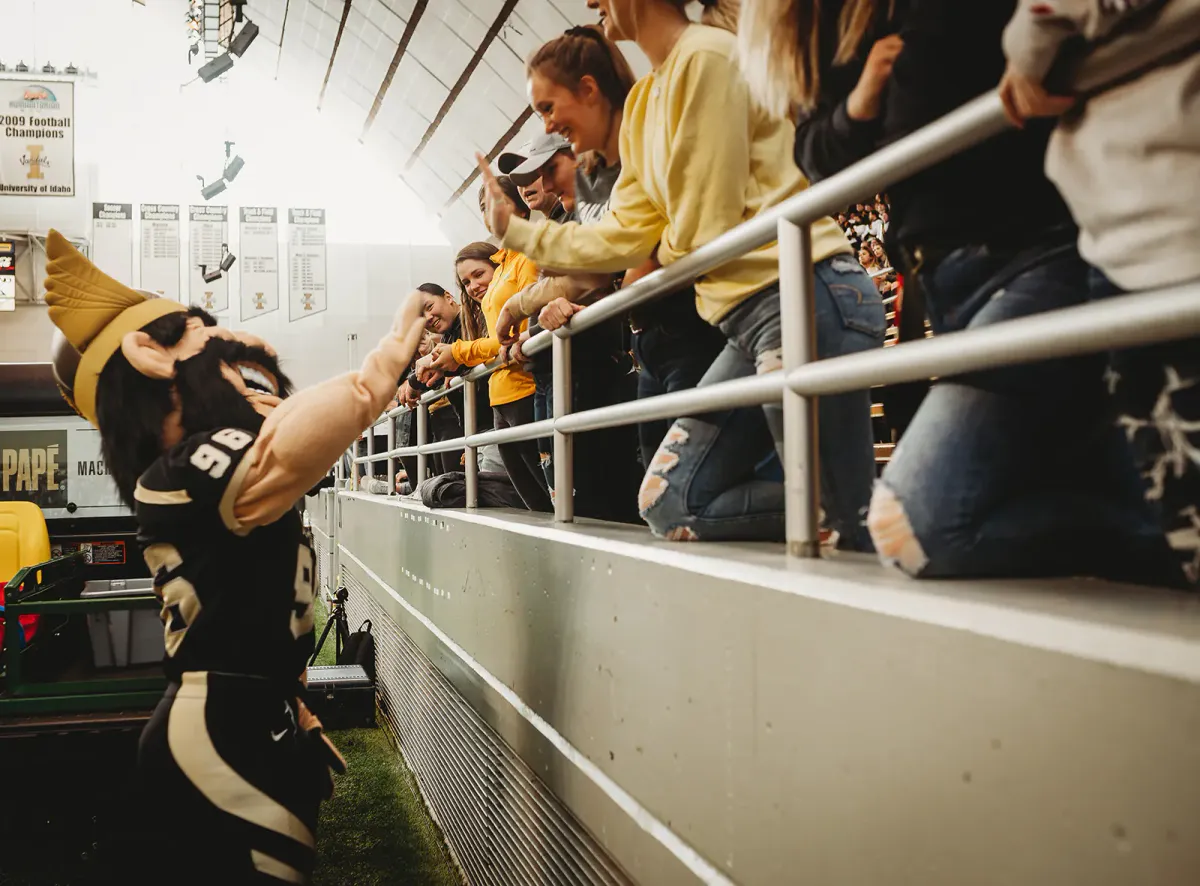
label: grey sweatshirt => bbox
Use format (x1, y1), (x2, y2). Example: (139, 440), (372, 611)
(1003, 0), (1200, 290)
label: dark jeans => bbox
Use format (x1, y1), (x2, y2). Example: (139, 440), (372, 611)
(631, 311), (728, 469)
(533, 374), (553, 487)
(495, 395), (553, 512)
(428, 404), (464, 474)
(871, 241), (1178, 584)
(638, 257), (886, 547)
(397, 406), (463, 491)
(533, 361), (642, 525)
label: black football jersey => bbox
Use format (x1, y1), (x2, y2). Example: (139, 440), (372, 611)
(135, 427), (316, 684)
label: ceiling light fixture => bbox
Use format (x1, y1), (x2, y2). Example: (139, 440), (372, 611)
(197, 175), (227, 200)
(220, 251), (237, 273)
(229, 19), (259, 57)
(198, 52), (233, 83)
(221, 141), (245, 183)
(200, 264), (223, 284)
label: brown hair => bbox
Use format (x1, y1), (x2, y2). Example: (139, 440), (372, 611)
(527, 25), (638, 117)
(739, 0), (893, 117)
(454, 242), (498, 341)
(478, 174), (530, 220)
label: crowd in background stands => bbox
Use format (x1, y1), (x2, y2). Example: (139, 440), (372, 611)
(359, 0), (1197, 591)
(835, 197), (900, 298)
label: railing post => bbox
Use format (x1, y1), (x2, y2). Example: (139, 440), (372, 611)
(463, 380), (479, 508)
(386, 413), (396, 496)
(365, 426), (375, 492)
(777, 218), (821, 557)
(416, 402), (428, 487)
(552, 335), (574, 522)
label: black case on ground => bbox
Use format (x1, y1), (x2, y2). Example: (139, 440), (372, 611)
(305, 664), (375, 730)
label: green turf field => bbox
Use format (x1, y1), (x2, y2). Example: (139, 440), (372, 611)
(312, 599), (462, 886)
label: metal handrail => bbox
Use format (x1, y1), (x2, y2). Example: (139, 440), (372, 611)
(369, 9), (1200, 419)
(348, 13), (1200, 555)
(373, 87), (1009, 428)
(353, 283), (1200, 464)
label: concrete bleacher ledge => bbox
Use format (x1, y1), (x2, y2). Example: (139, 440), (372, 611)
(319, 489), (1200, 886)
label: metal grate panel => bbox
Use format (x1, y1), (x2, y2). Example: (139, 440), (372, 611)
(313, 527), (332, 597)
(342, 571), (633, 886)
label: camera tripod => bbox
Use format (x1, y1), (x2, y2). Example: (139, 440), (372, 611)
(309, 585), (350, 666)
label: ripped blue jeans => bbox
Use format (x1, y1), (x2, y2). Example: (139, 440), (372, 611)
(638, 255), (886, 547)
(867, 241), (1178, 585)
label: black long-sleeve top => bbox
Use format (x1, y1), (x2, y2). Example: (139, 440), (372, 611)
(403, 313), (492, 435)
(795, 0), (1073, 252)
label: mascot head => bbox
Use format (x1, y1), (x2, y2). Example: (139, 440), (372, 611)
(44, 230), (293, 508)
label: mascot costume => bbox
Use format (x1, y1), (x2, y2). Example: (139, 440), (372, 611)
(42, 230), (425, 884)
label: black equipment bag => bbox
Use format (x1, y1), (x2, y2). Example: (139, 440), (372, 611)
(339, 619), (376, 684)
(305, 590), (377, 729)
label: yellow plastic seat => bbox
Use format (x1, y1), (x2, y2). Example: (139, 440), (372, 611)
(0, 502), (51, 650)
(0, 502), (51, 585)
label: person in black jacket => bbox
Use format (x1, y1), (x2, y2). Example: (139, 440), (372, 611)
(737, 0), (1173, 584)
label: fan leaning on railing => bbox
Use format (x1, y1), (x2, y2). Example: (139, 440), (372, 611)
(350, 14), (1200, 560)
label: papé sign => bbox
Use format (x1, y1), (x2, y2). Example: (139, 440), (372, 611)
(0, 430), (67, 508)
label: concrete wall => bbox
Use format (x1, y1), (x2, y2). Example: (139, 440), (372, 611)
(333, 492), (1200, 886)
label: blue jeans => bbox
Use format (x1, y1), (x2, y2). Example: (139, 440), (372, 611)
(638, 256), (886, 547)
(869, 242), (1178, 584)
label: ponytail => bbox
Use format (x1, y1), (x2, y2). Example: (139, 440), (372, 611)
(527, 25), (637, 114)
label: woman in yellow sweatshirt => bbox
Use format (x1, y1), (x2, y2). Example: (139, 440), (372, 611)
(479, 0), (886, 548)
(425, 230), (552, 512)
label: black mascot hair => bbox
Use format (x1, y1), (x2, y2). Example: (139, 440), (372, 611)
(94, 307), (293, 508)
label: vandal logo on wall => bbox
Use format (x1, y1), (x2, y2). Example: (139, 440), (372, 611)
(21, 144), (46, 179)
(0, 431), (68, 509)
(9, 85), (60, 110)
(0, 80), (73, 196)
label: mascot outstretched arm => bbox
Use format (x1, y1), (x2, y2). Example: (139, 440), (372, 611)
(43, 230), (425, 885)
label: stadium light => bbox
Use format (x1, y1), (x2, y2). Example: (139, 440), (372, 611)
(229, 20), (259, 57)
(198, 53), (233, 83)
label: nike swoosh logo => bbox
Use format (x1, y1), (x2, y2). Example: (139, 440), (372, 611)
(271, 728), (288, 742)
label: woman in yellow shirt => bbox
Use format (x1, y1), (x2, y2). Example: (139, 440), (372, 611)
(426, 222), (552, 512)
(479, 0), (886, 548)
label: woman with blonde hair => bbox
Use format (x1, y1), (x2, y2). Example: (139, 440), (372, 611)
(480, 0), (885, 548)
